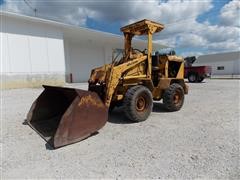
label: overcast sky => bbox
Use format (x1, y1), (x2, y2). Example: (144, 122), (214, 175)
(1, 0), (240, 56)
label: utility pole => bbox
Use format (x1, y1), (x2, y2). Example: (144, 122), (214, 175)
(23, 0), (37, 17)
(34, 8), (37, 17)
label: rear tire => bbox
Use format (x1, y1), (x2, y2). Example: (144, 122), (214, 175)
(188, 73), (198, 83)
(197, 77), (204, 82)
(163, 83), (184, 111)
(109, 104), (115, 113)
(123, 86), (153, 122)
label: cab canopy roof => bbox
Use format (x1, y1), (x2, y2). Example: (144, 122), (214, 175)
(120, 19), (164, 35)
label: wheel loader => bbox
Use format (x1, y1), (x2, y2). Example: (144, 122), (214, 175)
(26, 19), (188, 148)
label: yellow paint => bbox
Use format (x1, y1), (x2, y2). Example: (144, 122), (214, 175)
(88, 19), (187, 107)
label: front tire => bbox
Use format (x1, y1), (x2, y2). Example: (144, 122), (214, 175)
(163, 83), (184, 111)
(123, 86), (153, 122)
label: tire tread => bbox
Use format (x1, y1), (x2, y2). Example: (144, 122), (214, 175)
(163, 83), (184, 112)
(123, 85), (153, 122)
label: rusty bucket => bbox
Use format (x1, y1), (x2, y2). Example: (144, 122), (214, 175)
(26, 85), (108, 148)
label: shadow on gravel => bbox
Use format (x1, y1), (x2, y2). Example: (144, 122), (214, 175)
(45, 142), (54, 150)
(44, 132), (99, 150)
(23, 119), (99, 150)
(108, 102), (169, 124)
(108, 107), (134, 124)
(22, 119), (28, 125)
(185, 81), (206, 84)
(152, 102), (169, 113)
(23, 102), (169, 149)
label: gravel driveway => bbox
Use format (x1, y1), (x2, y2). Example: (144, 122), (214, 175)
(1, 79), (239, 179)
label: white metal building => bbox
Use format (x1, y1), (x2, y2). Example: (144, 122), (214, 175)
(195, 51), (240, 78)
(0, 11), (166, 89)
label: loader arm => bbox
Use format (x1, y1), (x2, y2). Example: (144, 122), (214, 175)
(104, 20), (164, 107)
(105, 55), (147, 107)
(27, 19), (185, 149)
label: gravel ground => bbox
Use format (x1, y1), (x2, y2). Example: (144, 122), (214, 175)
(1, 79), (240, 179)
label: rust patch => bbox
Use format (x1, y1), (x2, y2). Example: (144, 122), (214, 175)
(78, 94), (104, 108)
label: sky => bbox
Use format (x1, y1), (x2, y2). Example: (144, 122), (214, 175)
(1, 0), (239, 57)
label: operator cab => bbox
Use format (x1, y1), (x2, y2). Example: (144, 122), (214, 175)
(151, 50), (184, 86)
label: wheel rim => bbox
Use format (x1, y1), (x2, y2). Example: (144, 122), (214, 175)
(173, 90), (182, 105)
(136, 96), (146, 112)
(189, 74), (196, 82)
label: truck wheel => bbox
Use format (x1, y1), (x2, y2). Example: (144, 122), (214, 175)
(163, 83), (184, 111)
(197, 77), (204, 82)
(188, 73), (198, 83)
(123, 86), (153, 122)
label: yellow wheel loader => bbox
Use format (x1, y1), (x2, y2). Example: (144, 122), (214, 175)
(27, 19), (188, 148)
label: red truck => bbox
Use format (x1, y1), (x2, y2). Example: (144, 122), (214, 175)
(184, 56), (212, 83)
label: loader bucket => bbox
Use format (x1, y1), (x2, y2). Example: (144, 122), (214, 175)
(26, 85), (108, 148)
